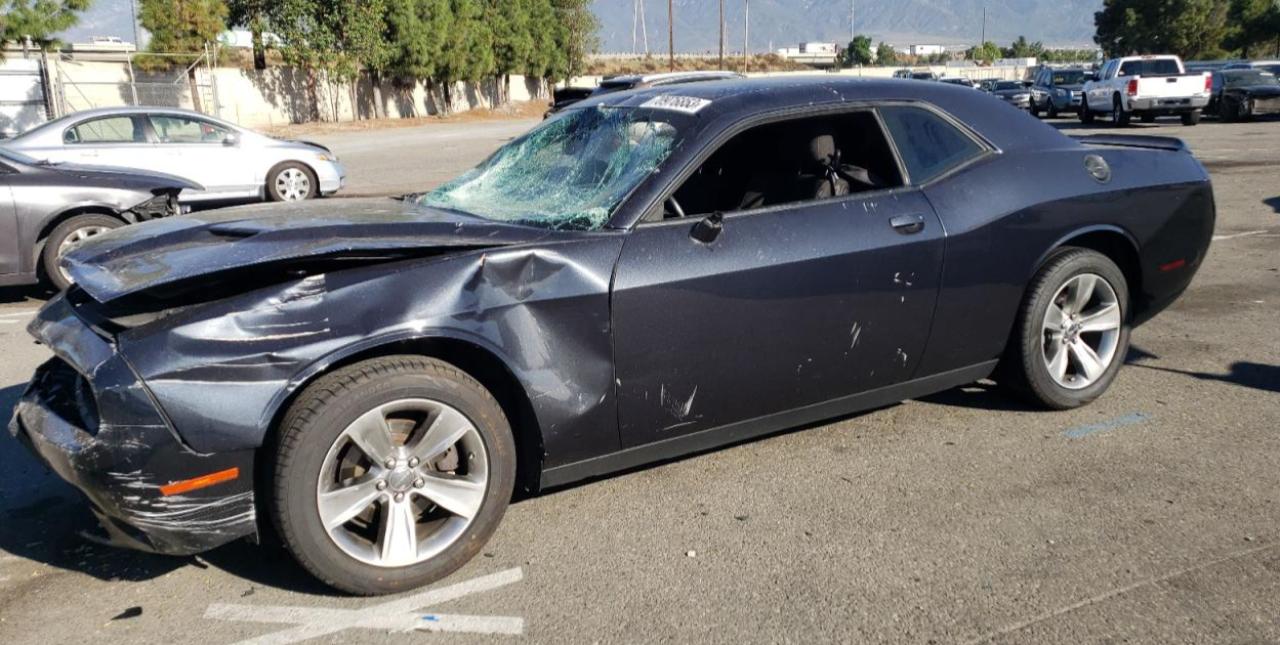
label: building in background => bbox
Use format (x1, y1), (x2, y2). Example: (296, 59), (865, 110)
(774, 42), (840, 67)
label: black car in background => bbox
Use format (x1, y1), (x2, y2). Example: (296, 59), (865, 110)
(1030, 67), (1089, 118)
(1209, 69), (1280, 121)
(0, 147), (192, 290)
(545, 71), (743, 117)
(11, 78), (1214, 595)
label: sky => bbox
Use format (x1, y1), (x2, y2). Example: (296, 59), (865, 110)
(60, 0), (141, 46)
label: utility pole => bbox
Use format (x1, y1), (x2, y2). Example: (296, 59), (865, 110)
(719, 0), (725, 69)
(634, 0), (651, 56)
(668, 0), (675, 70)
(851, 0), (855, 43)
(980, 5), (987, 47)
(744, 0), (750, 65)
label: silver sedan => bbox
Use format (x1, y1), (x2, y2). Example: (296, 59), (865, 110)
(1, 106), (345, 203)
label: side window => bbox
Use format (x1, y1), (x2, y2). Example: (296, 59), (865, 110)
(150, 115), (230, 143)
(662, 110), (906, 219)
(64, 116), (142, 144)
(878, 106), (984, 185)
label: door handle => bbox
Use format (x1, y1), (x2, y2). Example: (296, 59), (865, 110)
(890, 214), (926, 235)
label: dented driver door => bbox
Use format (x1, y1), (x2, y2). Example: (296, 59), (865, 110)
(611, 191), (945, 449)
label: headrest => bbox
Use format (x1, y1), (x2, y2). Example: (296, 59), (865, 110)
(808, 134), (837, 164)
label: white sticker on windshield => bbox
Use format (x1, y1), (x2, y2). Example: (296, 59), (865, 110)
(641, 95), (712, 114)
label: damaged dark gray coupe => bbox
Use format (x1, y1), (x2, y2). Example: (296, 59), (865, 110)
(9, 77), (1214, 594)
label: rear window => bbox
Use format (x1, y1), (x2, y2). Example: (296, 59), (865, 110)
(879, 106), (984, 184)
(1052, 70), (1086, 85)
(1119, 59), (1181, 77)
(64, 116), (141, 144)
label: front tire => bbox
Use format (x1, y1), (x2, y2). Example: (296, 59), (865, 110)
(1112, 96), (1131, 126)
(41, 213), (123, 291)
(267, 162), (318, 202)
(999, 248), (1130, 410)
(272, 356), (516, 595)
(1079, 104), (1095, 124)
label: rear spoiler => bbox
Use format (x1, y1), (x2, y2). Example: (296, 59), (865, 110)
(1070, 134), (1188, 152)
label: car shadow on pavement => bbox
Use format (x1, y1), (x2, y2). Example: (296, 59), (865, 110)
(1127, 345), (1280, 394)
(917, 381), (1041, 412)
(1264, 196), (1280, 214)
(0, 382), (335, 595)
(0, 285), (50, 305)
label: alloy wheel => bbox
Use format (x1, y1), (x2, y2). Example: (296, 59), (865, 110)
(55, 225), (112, 285)
(1040, 273), (1123, 390)
(316, 398), (489, 568)
(275, 168), (312, 201)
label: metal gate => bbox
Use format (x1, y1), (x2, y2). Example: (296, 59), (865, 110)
(0, 57), (50, 138)
(52, 49), (221, 120)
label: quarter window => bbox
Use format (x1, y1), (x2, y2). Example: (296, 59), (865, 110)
(878, 106), (984, 184)
(64, 116), (143, 144)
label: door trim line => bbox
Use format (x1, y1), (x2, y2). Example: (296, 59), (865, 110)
(540, 359), (997, 490)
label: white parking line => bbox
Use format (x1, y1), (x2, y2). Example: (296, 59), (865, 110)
(0, 309), (38, 318)
(205, 567), (525, 644)
(1212, 230), (1268, 241)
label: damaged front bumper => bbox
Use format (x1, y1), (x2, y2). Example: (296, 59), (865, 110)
(7, 295), (257, 556)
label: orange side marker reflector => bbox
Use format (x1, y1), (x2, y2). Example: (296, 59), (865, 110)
(1159, 259), (1187, 272)
(159, 467), (239, 497)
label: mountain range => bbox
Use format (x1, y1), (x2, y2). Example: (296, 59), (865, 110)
(592, 0), (1104, 53)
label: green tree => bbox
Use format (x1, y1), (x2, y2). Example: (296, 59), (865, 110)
(384, 0), (451, 80)
(485, 0), (534, 101)
(548, 0), (598, 82)
(968, 40), (1002, 64)
(842, 34), (873, 66)
(874, 41), (898, 66)
(523, 0), (559, 79)
(1225, 0), (1280, 57)
(139, 0), (227, 111)
(1094, 0), (1232, 59)
(434, 0), (494, 111)
(226, 0), (270, 69)
(1, 0), (91, 48)
(1007, 35), (1045, 58)
(267, 0), (392, 120)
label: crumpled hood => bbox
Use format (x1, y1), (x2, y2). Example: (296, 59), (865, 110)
(63, 197), (552, 303)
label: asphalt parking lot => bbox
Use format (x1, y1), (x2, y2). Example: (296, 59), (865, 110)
(0, 113), (1277, 644)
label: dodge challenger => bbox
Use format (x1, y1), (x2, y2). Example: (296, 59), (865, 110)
(9, 77), (1215, 595)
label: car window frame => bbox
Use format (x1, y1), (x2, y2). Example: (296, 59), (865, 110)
(635, 99), (995, 228)
(62, 114), (151, 146)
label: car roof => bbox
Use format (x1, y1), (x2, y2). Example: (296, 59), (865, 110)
(573, 75), (1069, 153)
(52, 106), (241, 130)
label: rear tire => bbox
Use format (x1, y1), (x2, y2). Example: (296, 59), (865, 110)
(272, 356), (516, 595)
(998, 248), (1130, 410)
(1079, 104), (1095, 124)
(1181, 110), (1201, 126)
(1112, 96), (1131, 126)
(41, 213), (123, 291)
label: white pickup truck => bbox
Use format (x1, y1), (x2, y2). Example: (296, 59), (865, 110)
(1081, 55), (1211, 126)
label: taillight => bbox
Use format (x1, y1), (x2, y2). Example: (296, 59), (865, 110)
(1126, 78), (1138, 96)
(1203, 73), (1212, 93)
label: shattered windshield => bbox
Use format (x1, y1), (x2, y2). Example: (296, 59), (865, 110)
(422, 106), (683, 230)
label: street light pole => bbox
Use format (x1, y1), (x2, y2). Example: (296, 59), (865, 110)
(719, 0), (725, 69)
(744, 0), (750, 65)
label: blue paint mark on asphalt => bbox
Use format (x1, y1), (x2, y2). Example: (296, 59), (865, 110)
(422, 615), (439, 622)
(1064, 412), (1152, 439)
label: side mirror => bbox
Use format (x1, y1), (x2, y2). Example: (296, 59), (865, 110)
(222, 133), (240, 146)
(690, 211), (724, 244)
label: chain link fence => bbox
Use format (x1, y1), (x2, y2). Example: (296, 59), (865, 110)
(49, 49), (221, 120)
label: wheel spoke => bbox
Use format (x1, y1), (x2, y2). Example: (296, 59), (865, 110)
(416, 474), (485, 520)
(346, 407), (397, 463)
(377, 499), (420, 565)
(1046, 342), (1069, 380)
(409, 407), (472, 463)
(1066, 275), (1097, 314)
(1044, 303), (1067, 330)
(1079, 302), (1121, 333)
(1070, 341), (1105, 381)
(318, 476), (383, 530)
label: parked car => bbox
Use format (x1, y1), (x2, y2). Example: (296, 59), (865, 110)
(1081, 55), (1211, 126)
(991, 80), (1033, 109)
(1030, 67), (1089, 118)
(940, 77), (978, 89)
(894, 69), (939, 81)
(544, 71), (743, 116)
(0, 147), (193, 290)
(978, 78), (1000, 93)
(1208, 69), (1280, 121)
(2, 107), (345, 203)
(1224, 60), (1280, 75)
(10, 78), (1214, 595)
